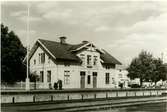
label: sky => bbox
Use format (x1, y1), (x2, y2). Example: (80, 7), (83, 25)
(1, 1), (167, 66)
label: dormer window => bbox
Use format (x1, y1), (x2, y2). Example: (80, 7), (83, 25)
(80, 54), (85, 65)
(93, 56), (98, 66)
(87, 55), (91, 65)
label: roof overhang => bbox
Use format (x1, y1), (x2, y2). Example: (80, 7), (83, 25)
(23, 39), (57, 63)
(71, 42), (104, 54)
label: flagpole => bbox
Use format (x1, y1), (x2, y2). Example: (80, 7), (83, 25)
(161, 52), (164, 63)
(25, 3), (30, 91)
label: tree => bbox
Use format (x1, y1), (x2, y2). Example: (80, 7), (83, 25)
(127, 50), (154, 87)
(151, 58), (167, 85)
(1, 24), (26, 83)
(29, 72), (39, 89)
(127, 50), (167, 87)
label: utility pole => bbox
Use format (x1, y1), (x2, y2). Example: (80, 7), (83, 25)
(25, 3), (30, 91)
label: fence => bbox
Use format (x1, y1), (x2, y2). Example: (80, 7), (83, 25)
(1, 82), (49, 90)
(1, 88), (167, 104)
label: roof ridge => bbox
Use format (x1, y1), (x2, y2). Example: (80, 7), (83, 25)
(35, 38), (121, 65)
(38, 38), (85, 46)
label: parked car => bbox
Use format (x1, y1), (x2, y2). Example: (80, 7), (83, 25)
(130, 84), (140, 88)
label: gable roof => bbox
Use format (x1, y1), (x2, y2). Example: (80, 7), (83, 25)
(38, 39), (81, 62)
(100, 49), (122, 65)
(27, 39), (121, 65)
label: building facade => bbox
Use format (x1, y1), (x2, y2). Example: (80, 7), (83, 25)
(117, 68), (130, 88)
(26, 37), (122, 89)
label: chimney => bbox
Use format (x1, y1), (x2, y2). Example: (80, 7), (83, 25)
(82, 40), (89, 44)
(59, 36), (67, 44)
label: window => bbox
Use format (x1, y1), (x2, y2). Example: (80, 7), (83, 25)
(87, 75), (91, 84)
(87, 55), (91, 65)
(105, 64), (115, 69)
(39, 53), (45, 64)
(64, 71), (70, 85)
(80, 71), (86, 76)
(93, 72), (97, 76)
(80, 54), (85, 65)
(41, 53), (45, 63)
(34, 59), (36, 65)
(105, 73), (110, 84)
(105, 66), (110, 69)
(93, 56), (98, 66)
(40, 71), (44, 82)
(47, 71), (51, 82)
(39, 54), (41, 64)
(48, 57), (51, 64)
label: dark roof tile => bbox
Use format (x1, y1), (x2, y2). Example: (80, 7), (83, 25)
(37, 39), (121, 65)
(39, 39), (80, 62)
(100, 49), (122, 65)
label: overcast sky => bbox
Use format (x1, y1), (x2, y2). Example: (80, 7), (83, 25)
(1, 1), (167, 66)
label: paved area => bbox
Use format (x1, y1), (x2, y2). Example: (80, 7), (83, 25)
(2, 96), (167, 112)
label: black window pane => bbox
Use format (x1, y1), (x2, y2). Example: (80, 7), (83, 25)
(87, 75), (91, 84)
(105, 73), (110, 84)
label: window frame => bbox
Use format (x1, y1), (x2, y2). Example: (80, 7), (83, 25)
(39, 53), (45, 64)
(41, 53), (45, 64)
(80, 54), (85, 66)
(105, 73), (110, 84)
(93, 56), (98, 66)
(64, 71), (70, 85)
(47, 70), (51, 82)
(40, 71), (44, 82)
(34, 59), (36, 65)
(87, 55), (91, 65)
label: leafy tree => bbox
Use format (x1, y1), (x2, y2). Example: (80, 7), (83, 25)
(151, 58), (167, 85)
(29, 72), (39, 89)
(127, 50), (167, 87)
(1, 24), (26, 83)
(127, 50), (154, 87)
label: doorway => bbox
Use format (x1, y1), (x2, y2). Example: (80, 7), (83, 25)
(93, 72), (97, 88)
(80, 71), (85, 89)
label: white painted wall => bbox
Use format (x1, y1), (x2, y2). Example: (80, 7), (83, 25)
(29, 45), (120, 89)
(29, 47), (57, 88)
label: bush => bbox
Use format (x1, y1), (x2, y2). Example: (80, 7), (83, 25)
(54, 82), (58, 90)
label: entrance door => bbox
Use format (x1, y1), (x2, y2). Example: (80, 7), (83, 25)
(80, 71), (85, 89)
(93, 72), (97, 88)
